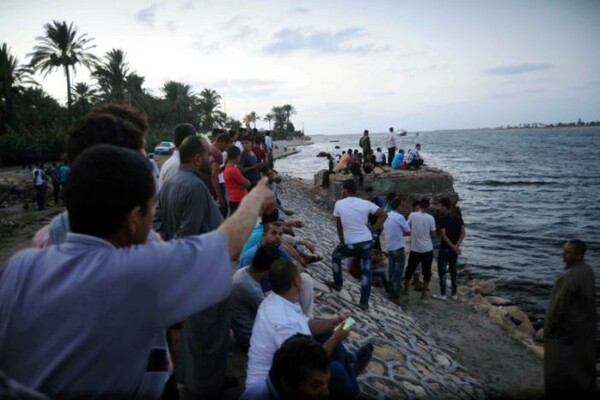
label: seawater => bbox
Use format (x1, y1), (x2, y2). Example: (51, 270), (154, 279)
(276, 128), (600, 335)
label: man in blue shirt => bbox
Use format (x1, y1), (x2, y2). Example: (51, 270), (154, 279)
(0, 145), (276, 399)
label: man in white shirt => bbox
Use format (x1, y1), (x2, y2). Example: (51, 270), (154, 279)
(246, 258), (372, 398)
(383, 198), (411, 303)
(327, 179), (387, 310)
(385, 127), (397, 166)
(403, 198), (436, 301)
(158, 123), (196, 189)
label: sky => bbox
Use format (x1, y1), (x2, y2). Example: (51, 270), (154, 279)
(2, 0), (600, 134)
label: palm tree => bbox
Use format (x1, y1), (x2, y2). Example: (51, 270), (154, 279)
(263, 113), (274, 130)
(1, 43), (36, 129)
(271, 106), (286, 131)
(197, 88), (222, 132)
(243, 111), (259, 129)
(281, 104), (296, 124)
(28, 20), (97, 116)
(124, 72), (151, 114)
(72, 82), (98, 117)
(162, 80), (195, 123)
(93, 49), (129, 102)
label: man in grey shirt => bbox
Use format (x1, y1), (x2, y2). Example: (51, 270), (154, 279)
(157, 135), (229, 399)
(231, 245), (282, 348)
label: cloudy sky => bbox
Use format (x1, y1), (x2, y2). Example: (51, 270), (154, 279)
(3, 0), (599, 134)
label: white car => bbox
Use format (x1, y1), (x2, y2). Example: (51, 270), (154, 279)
(154, 141), (175, 155)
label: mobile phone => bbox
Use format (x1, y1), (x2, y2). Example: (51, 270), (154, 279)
(336, 316), (356, 331)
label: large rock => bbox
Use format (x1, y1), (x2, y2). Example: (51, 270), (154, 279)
(534, 328), (544, 343)
(485, 296), (513, 306)
(503, 306), (535, 336)
(467, 279), (496, 296)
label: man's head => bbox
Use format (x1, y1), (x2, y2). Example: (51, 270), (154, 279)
(226, 145), (241, 162)
(438, 197), (451, 214)
(386, 192), (397, 202)
(563, 239), (586, 267)
(270, 258), (300, 296)
(363, 130), (369, 136)
(66, 145), (155, 245)
(242, 138), (253, 152)
(419, 198), (430, 210)
(415, 143), (421, 150)
(270, 334), (331, 400)
(172, 123), (196, 148)
(213, 132), (232, 151)
(66, 113), (145, 163)
(262, 221), (283, 247)
(341, 179), (357, 197)
(390, 197), (402, 211)
(90, 103), (149, 133)
(251, 245), (282, 274)
(411, 200), (420, 211)
(179, 136), (211, 174)
(364, 186), (374, 198)
(389, 127), (394, 133)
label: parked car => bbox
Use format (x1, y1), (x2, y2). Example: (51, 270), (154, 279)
(154, 141), (175, 155)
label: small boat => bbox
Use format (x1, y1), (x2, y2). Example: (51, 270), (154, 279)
(397, 129), (407, 136)
(329, 139), (340, 142)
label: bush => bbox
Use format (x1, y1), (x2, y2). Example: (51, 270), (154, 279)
(0, 125), (68, 167)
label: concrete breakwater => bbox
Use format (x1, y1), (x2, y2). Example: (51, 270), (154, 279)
(276, 176), (545, 399)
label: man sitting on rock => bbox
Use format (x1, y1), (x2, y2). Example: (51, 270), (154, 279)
(405, 144), (424, 169)
(242, 334), (331, 400)
(231, 245), (281, 348)
(246, 259), (373, 399)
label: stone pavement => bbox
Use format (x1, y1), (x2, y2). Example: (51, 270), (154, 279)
(275, 177), (486, 399)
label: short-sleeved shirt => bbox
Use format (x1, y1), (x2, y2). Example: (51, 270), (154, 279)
(264, 136), (273, 152)
(246, 293), (311, 387)
(238, 244), (291, 269)
(252, 145), (266, 163)
(438, 212), (464, 249)
(58, 165), (70, 183)
(0, 231), (231, 399)
(240, 151), (260, 186)
(33, 169), (45, 186)
(391, 152), (404, 169)
(384, 211), (410, 251)
(333, 197), (380, 244)
(408, 211), (436, 252)
(210, 144), (224, 166)
(158, 150), (180, 189)
(224, 164), (249, 202)
(231, 267), (265, 345)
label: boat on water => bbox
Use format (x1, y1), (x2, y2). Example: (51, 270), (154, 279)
(397, 129), (407, 136)
(330, 139), (340, 142)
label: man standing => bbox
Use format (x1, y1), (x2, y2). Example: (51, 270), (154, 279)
(32, 163), (47, 210)
(327, 179), (387, 310)
(405, 144), (424, 169)
(432, 198), (466, 301)
(359, 130), (371, 156)
(403, 198), (436, 302)
(210, 132), (232, 217)
(240, 137), (264, 190)
(158, 123), (197, 189)
(544, 239), (597, 398)
(385, 127), (397, 166)
(384, 198), (410, 304)
(157, 136), (230, 400)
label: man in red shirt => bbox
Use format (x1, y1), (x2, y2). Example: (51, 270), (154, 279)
(252, 137), (267, 164)
(224, 146), (251, 214)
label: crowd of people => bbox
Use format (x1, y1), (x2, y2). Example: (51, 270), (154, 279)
(0, 106), (596, 399)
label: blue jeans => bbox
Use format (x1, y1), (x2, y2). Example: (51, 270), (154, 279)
(314, 332), (360, 399)
(387, 248), (405, 298)
(437, 247), (458, 296)
(332, 240), (373, 306)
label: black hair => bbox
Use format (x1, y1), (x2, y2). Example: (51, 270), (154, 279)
(419, 198), (430, 209)
(269, 334), (330, 394)
(215, 132), (232, 145)
(66, 145), (155, 238)
(172, 123), (196, 147)
(567, 239), (587, 257)
(261, 209), (280, 225)
(226, 145), (241, 161)
(270, 258), (299, 294)
(90, 102), (149, 133)
(439, 197), (451, 209)
(363, 129), (369, 135)
(390, 198), (402, 210)
(251, 245), (282, 273)
(342, 179), (357, 195)
(365, 186), (374, 193)
(412, 200), (420, 209)
(179, 136), (206, 164)
(66, 113), (145, 163)
(386, 192), (397, 201)
(389, 127), (394, 132)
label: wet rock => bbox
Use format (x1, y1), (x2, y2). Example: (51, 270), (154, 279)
(485, 295), (513, 306)
(504, 306), (535, 336)
(534, 328), (544, 342)
(467, 279), (496, 296)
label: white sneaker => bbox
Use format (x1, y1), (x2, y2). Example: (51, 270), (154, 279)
(451, 295), (458, 301)
(432, 294), (447, 301)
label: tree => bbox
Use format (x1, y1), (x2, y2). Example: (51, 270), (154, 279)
(28, 20), (97, 117)
(1, 43), (36, 130)
(243, 111), (259, 129)
(93, 49), (129, 102)
(271, 106), (286, 131)
(72, 82), (98, 117)
(162, 81), (195, 124)
(281, 104), (296, 124)
(263, 113), (274, 130)
(197, 88), (222, 132)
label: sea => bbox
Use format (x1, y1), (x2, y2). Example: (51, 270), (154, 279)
(276, 127), (600, 345)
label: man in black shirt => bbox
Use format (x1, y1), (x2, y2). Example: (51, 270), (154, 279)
(432, 198), (465, 301)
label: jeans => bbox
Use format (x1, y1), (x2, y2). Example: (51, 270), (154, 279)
(332, 240), (373, 306)
(314, 332), (360, 399)
(438, 247), (458, 296)
(388, 147), (396, 166)
(387, 248), (405, 298)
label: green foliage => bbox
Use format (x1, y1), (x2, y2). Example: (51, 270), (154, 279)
(0, 125), (68, 166)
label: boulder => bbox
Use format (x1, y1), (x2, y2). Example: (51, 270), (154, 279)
(534, 328), (544, 343)
(485, 296), (513, 306)
(466, 279), (496, 296)
(504, 306), (535, 336)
